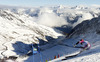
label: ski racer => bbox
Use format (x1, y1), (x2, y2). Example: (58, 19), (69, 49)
(74, 39), (91, 53)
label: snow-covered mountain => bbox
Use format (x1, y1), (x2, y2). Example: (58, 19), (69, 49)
(69, 16), (100, 38)
(2, 5), (100, 28)
(0, 9), (62, 43)
(0, 7), (63, 61)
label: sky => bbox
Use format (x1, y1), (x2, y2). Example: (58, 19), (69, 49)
(0, 0), (100, 7)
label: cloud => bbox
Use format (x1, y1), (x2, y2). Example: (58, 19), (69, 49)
(36, 8), (68, 27)
(91, 4), (100, 7)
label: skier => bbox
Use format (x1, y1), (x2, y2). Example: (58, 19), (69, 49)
(74, 39), (91, 53)
(61, 39), (91, 61)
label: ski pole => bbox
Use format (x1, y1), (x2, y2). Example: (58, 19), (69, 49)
(38, 44), (43, 62)
(32, 44), (34, 62)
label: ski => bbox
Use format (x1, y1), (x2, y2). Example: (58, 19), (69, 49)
(61, 53), (79, 61)
(61, 49), (85, 61)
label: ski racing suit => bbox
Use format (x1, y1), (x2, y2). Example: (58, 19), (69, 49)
(79, 40), (91, 50)
(75, 40), (91, 53)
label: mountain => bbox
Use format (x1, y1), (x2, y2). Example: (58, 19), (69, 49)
(0, 8), (64, 60)
(0, 9), (62, 43)
(69, 16), (100, 38)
